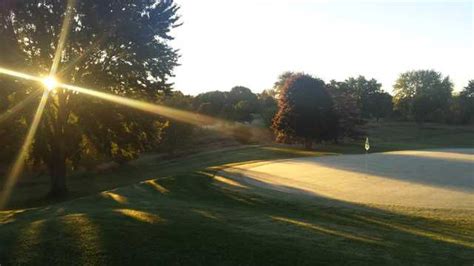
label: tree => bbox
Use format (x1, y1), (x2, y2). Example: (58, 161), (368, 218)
(326, 80), (362, 141)
(227, 86), (259, 122)
(194, 91), (227, 115)
(453, 80), (474, 124)
(0, 1), (181, 196)
(194, 86), (259, 123)
(461, 80), (474, 98)
(257, 89), (278, 127)
(344, 76), (384, 119)
(157, 92), (195, 156)
(272, 74), (335, 149)
(273, 71), (296, 96)
(370, 92), (393, 121)
(393, 70), (453, 123)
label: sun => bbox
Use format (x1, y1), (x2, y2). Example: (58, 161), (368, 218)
(42, 76), (58, 91)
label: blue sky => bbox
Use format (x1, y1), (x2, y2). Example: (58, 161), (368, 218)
(171, 0), (473, 95)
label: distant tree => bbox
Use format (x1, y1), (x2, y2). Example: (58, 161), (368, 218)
(195, 86), (259, 123)
(461, 80), (474, 98)
(272, 74), (335, 149)
(227, 86), (259, 122)
(228, 86), (258, 105)
(370, 92), (393, 121)
(258, 89), (278, 127)
(0, 0), (181, 196)
(233, 100), (254, 122)
(393, 70), (453, 123)
(453, 80), (474, 124)
(344, 76), (384, 119)
(194, 91), (227, 115)
(327, 80), (362, 141)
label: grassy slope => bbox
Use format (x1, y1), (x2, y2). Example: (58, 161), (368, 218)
(7, 122), (474, 210)
(1, 170), (473, 265)
(1, 122), (474, 264)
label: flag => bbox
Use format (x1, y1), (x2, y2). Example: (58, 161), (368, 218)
(365, 137), (370, 151)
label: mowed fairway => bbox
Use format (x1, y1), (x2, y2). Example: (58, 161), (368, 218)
(220, 149), (474, 210)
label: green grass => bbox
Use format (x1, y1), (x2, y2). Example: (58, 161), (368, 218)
(364, 121), (474, 151)
(1, 171), (473, 265)
(312, 121), (474, 154)
(1, 122), (473, 264)
(4, 145), (331, 209)
(5, 122), (474, 210)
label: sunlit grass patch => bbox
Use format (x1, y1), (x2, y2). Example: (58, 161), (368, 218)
(114, 208), (165, 224)
(101, 191), (128, 204)
(271, 216), (382, 245)
(144, 180), (170, 194)
(198, 171), (249, 189)
(355, 215), (474, 249)
(0, 209), (26, 224)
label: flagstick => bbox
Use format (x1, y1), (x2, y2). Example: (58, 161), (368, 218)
(365, 150), (368, 179)
(364, 137), (370, 179)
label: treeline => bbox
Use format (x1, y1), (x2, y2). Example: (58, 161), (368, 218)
(177, 70), (473, 148)
(2, 70), (472, 167)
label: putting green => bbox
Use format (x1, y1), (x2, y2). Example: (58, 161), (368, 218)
(219, 149), (474, 209)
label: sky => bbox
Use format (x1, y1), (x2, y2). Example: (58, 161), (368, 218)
(170, 0), (473, 95)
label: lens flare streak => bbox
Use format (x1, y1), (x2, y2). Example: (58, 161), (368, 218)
(0, 91), (49, 208)
(61, 83), (219, 126)
(49, 0), (76, 76)
(0, 66), (257, 136)
(0, 89), (42, 125)
(0, 67), (42, 83)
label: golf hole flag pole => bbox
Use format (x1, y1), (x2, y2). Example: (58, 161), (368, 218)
(364, 137), (370, 178)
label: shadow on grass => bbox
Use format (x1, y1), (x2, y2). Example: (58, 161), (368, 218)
(1, 171), (473, 265)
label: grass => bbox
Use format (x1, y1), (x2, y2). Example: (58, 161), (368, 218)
(4, 122), (474, 210)
(1, 171), (473, 265)
(1, 121), (473, 264)
(364, 121), (474, 151)
(313, 121), (474, 154)
(4, 145), (330, 209)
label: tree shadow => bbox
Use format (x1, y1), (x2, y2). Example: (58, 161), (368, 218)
(1, 171), (473, 264)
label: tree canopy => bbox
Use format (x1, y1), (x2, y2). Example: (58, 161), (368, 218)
(194, 86), (259, 123)
(272, 74), (335, 149)
(393, 70), (453, 123)
(327, 80), (362, 140)
(0, 0), (181, 195)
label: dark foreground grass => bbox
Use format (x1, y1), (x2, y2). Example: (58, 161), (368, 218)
(1, 171), (473, 265)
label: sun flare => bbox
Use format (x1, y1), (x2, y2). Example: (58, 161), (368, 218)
(42, 76), (58, 91)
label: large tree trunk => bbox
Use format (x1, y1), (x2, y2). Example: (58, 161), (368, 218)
(304, 138), (313, 150)
(49, 152), (68, 197)
(48, 90), (69, 197)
